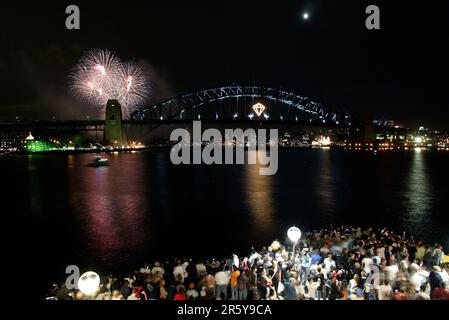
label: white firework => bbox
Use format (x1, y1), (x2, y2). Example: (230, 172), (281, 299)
(69, 49), (151, 118)
(116, 61), (151, 118)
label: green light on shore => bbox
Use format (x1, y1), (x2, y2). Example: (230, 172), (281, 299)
(24, 140), (53, 152)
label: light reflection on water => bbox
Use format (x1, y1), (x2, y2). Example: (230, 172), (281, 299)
(316, 149), (336, 220)
(404, 150), (433, 238)
(244, 150), (277, 240)
(67, 154), (147, 265)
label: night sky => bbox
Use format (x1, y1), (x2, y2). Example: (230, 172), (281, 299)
(0, 0), (448, 129)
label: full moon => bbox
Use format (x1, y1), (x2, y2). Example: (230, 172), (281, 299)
(303, 12), (309, 20)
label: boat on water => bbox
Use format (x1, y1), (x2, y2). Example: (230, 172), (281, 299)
(88, 156), (109, 167)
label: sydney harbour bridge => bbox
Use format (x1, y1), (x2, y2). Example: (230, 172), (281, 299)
(131, 85), (352, 126)
(0, 85), (365, 142)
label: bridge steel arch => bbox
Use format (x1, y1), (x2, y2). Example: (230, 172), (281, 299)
(131, 85), (350, 125)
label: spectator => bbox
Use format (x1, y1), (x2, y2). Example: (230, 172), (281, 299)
(174, 286), (187, 300)
(215, 267), (230, 300)
(238, 269), (249, 300)
(230, 265), (240, 300)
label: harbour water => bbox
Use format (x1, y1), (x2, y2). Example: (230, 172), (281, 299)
(2, 148), (448, 297)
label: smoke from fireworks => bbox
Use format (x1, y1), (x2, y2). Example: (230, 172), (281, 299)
(68, 49), (151, 118)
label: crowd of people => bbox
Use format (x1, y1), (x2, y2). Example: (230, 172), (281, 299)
(50, 226), (449, 301)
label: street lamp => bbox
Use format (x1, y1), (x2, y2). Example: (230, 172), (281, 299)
(287, 226), (302, 258)
(78, 271), (100, 296)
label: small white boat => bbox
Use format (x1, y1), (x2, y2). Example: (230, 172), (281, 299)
(88, 156), (109, 167)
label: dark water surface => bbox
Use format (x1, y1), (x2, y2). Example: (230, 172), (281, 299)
(2, 148), (449, 297)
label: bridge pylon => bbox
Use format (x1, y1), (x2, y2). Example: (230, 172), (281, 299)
(104, 99), (126, 145)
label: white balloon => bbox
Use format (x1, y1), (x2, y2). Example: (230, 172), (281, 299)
(78, 271), (100, 295)
(287, 227), (302, 243)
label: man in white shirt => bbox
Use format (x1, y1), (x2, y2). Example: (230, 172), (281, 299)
(173, 260), (185, 283)
(215, 268), (230, 300)
(384, 264), (399, 285)
(362, 255), (374, 275)
(323, 255), (336, 273)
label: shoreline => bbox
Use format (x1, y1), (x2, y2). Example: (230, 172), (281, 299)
(2, 145), (449, 156)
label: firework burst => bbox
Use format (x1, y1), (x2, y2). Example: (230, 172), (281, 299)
(69, 49), (151, 118)
(115, 61), (151, 117)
